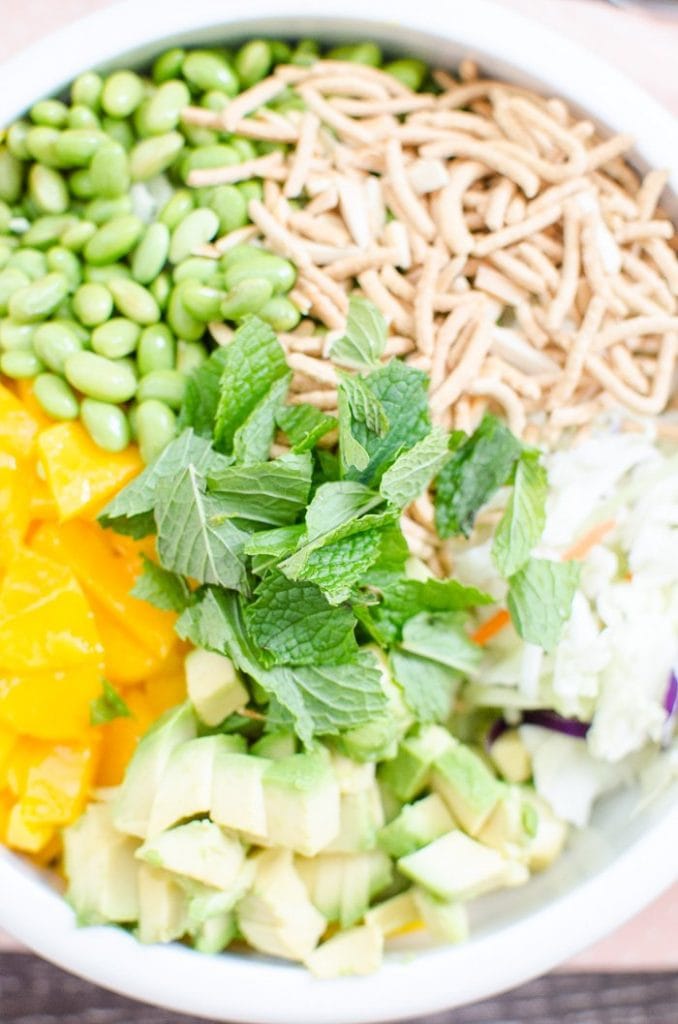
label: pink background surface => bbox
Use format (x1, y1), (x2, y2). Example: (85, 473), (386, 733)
(0, 0), (676, 972)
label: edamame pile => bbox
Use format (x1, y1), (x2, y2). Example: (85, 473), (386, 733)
(0, 40), (427, 461)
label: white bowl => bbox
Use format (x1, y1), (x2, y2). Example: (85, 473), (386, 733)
(1, 1), (677, 1020)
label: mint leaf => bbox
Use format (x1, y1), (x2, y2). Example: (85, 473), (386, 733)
(99, 429), (230, 538)
(435, 415), (522, 538)
(305, 481), (384, 540)
(131, 555), (193, 612)
(507, 557), (580, 652)
(176, 587), (234, 653)
(233, 372), (291, 465)
(90, 679), (131, 726)
(329, 296), (387, 371)
(492, 453), (548, 578)
(179, 347), (230, 437)
(214, 317), (288, 452)
(340, 372), (389, 436)
(400, 612), (482, 673)
(207, 452), (313, 526)
(389, 649), (459, 723)
(281, 510), (396, 584)
(245, 572), (358, 666)
(244, 525), (305, 575)
(276, 403), (337, 453)
(155, 465), (250, 592)
(360, 524), (409, 588)
(292, 527), (385, 604)
(380, 426), (451, 509)
(338, 383), (369, 473)
(374, 578), (493, 641)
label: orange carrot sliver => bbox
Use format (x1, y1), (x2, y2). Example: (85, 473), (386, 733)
(562, 519), (616, 562)
(472, 608), (511, 646)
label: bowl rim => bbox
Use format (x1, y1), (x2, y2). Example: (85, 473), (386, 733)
(1, 0), (677, 1020)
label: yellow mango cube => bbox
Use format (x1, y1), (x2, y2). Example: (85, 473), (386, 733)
(6, 801), (55, 853)
(0, 665), (102, 741)
(0, 382), (40, 458)
(21, 742), (98, 826)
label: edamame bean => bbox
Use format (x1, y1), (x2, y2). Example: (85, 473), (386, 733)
(0, 240), (14, 268)
(181, 143), (239, 182)
(8, 272), (69, 323)
(33, 321), (83, 372)
(28, 165), (68, 215)
(54, 316), (89, 343)
(182, 50), (239, 96)
(180, 280), (226, 321)
(67, 104), (100, 130)
(384, 58), (427, 91)
(108, 278), (160, 325)
(257, 295), (301, 331)
(81, 398), (130, 451)
(0, 148), (24, 203)
(83, 214), (143, 265)
(129, 131), (184, 181)
(291, 39), (320, 66)
(91, 317), (141, 358)
(34, 373), (79, 420)
(182, 125), (218, 149)
(64, 350), (137, 402)
(230, 138), (257, 162)
(210, 184), (248, 234)
(137, 80), (190, 135)
(0, 268), (30, 314)
(152, 48), (185, 84)
(71, 71), (103, 108)
(0, 349), (44, 378)
(23, 215), (77, 249)
(269, 40), (292, 63)
(150, 272), (170, 310)
(221, 277), (273, 319)
(101, 70), (144, 118)
(84, 195), (133, 225)
(177, 340), (207, 374)
(234, 40), (273, 88)
(201, 90), (229, 113)
(222, 245), (296, 293)
(46, 246), (82, 289)
(135, 399), (177, 463)
(137, 323), (175, 374)
(61, 220), (97, 252)
(7, 122), (31, 160)
(90, 141), (130, 198)
(53, 128), (103, 167)
(169, 208), (219, 263)
(167, 282), (205, 341)
(30, 99), (69, 128)
(158, 188), (194, 229)
(173, 256), (222, 284)
(68, 169), (96, 199)
(131, 222), (170, 284)
(237, 179), (263, 203)
(137, 368), (186, 408)
(101, 116), (135, 151)
(327, 42), (382, 65)
(25, 126), (62, 167)
(7, 248), (48, 280)
(72, 282), (113, 326)
(84, 263), (132, 284)
(0, 321), (35, 352)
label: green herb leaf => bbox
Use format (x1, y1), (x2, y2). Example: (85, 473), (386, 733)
(233, 372), (291, 465)
(207, 452), (313, 526)
(175, 587), (234, 653)
(305, 481), (384, 541)
(276, 403), (337, 453)
(291, 527), (385, 604)
(131, 554), (193, 612)
(214, 317), (288, 452)
(155, 464), (250, 592)
(281, 510), (396, 585)
(329, 296), (387, 371)
(179, 347), (230, 437)
(90, 679), (132, 726)
(507, 557), (580, 652)
(380, 426), (451, 509)
(400, 612), (482, 673)
(389, 649), (459, 723)
(374, 578), (494, 641)
(338, 384), (370, 473)
(244, 524), (306, 575)
(245, 572), (358, 666)
(360, 524), (409, 589)
(492, 453), (548, 578)
(434, 415), (522, 538)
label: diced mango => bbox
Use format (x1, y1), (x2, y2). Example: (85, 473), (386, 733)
(31, 521), (176, 661)
(26, 461), (58, 523)
(95, 688), (159, 787)
(0, 665), (102, 740)
(21, 741), (98, 826)
(6, 737), (55, 796)
(37, 422), (142, 521)
(0, 548), (103, 673)
(0, 724), (17, 789)
(6, 801), (55, 853)
(0, 382), (40, 458)
(0, 452), (31, 568)
(88, 596), (165, 685)
(0, 789), (12, 841)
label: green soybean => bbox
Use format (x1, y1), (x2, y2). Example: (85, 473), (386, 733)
(327, 42), (382, 65)
(137, 368), (186, 409)
(210, 184), (248, 234)
(84, 195), (133, 225)
(0, 268), (30, 314)
(101, 116), (135, 151)
(180, 280), (225, 321)
(129, 131), (184, 181)
(72, 282), (113, 326)
(158, 188), (194, 230)
(46, 246), (82, 289)
(7, 121), (31, 161)
(181, 143), (239, 183)
(269, 40), (292, 63)
(67, 104), (100, 131)
(173, 256), (222, 284)
(30, 99), (69, 128)
(221, 277), (273, 320)
(7, 248), (48, 280)
(53, 129), (103, 167)
(81, 398), (130, 451)
(34, 373), (79, 420)
(183, 50), (239, 96)
(169, 208), (219, 263)
(108, 278), (160, 325)
(135, 399), (177, 463)
(0, 148), (24, 203)
(167, 282), (205, 341)
(234, 40), (273, 88)
(8, 272), (69, 323)
(384, 58), (427, 91)
(54, 316), (89, 343)
(101, 70), (144, 118)
(0, 321), (35, 352)
(137, 323), (175, 374)
(0, 349), (44, 378)
(150, 272), (170, 311)
(132, 222), (170, 284)
(230, 138), (257, 162)
(27, 165), (68, 215)
(177, 340), (207, 374)
(61, 220), (97, 252)
(182, 125), (218, 149)
(71, 72), (103, 109)
(84, 214), (143, 265)
(33, 321), (83, 372)
(23, 215), (77, 249)
(65, 350), (137, 402)
(152, 48), (185, 84)
(237, 179), (264, 203)
(201, 90), (229, 113)
(90, 141), (130, 198)
(291, 39), (320, 65)
(257, 295), (301, 331)
(84, 263), (132, 284)
(222, 245), (296, 293)
(137, 80), (190, 135)
(91, 317), (141, 358)
(68, 169), (96, 199)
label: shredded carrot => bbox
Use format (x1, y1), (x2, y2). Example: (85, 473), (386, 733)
(562, 519), (617, 562)
(472, 608), (511, 646)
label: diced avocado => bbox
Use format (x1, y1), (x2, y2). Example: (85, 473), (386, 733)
(64, 802), (140, 925)
(305, 923), (384, 979)
(490, 729), (532, 783)
(323, 782), (384, 853)
(412, 887), (469, 943)
(523, 792), (568, 871)
(211, 751), (268, 839)
(330, 752), (376, 794)
(237, 848), (326, 962)
(379, 725), (456, 803)
(192, 911), (237, 954)
(477, 786), (534, 858)
(337, 649), (413, 762)
(146, 735), (242, 837)
(113, 703), (197, 838)
(364, 890), (419, 937)
(136, 863), (190, 944)
(295, 850), (392, 928)
(185, 649), (249, 727)
(431, 744), (504, 836)
(398, 830), (526, 901)
(251, 731), (298, 760)
(263, 748), (340, 856)
(379, 780), (404, 824)
(136, 820), (245, 890)
(187, 860), (257, 927)
(378, 794), (454, 859)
